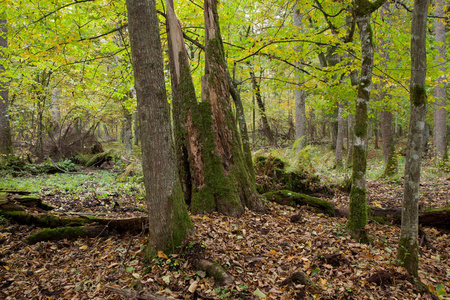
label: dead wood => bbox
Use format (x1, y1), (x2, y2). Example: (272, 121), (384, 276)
(105, 285), (175, 300)
(194, 259), (234, 286)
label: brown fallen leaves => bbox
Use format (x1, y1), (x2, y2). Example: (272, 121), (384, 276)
(1, 178), (449, 299)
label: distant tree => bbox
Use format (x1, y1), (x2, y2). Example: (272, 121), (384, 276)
(398, 0), (429, 277)
(0, 17), (12, 155)
(433, 0), (447, 163)
(125, 0), (192, 254)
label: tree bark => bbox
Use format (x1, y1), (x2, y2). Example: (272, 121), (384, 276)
(398, 0), (428, 278)
(125, 0), (192, 255)
(167, 0), (263, 216)
(123, 105), (133, 154)
(335, 103), (345, 166)
(294, 5), (307, 151)
(379, 3), (398, 177)
(250, 71), (276, 146)
(433, 0), (447, 163)
(347, 0), (386, 242)
(200, 0), (264, 215)
(0, 17), (12, 156)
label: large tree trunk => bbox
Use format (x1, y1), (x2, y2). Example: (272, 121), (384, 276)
(199, 0), (263, 215)
(433, 0), (447, 163)
(250, 71), (276, 146)
(347, 0), (386, 242)
(167, 0), (263, 216)
(294, 5), (307, 151)
(398, 0), (428, 278)
(125, 0), (192, 255)
(0, 17), (12, 156)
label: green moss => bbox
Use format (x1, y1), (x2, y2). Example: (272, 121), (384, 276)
(410, 85), (427, 106)
(397, 236), (419, 277)
(347, 186), (368, 232)
(26, 226), (85, 244)
(370, 216), (390, 225)
(0, 210), (91, 227)
(264, 190), (335, 216)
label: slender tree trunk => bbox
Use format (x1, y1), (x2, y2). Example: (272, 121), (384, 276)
(398, 0), (428, 278)
(122, 105), (133, 154)
(134, 111), (139, 145)
(125, 0), (192, 255)
(250, 71), (276, 146)
(347, 0), (386, 241)
(0, 17), (12, 155)
(294, 5), (307, 151)
(379, 3), (398, 176)
(433, 0), (447, 163)
(335, 103), (345, 166)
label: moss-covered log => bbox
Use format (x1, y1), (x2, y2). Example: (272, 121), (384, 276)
(26, 226), (109, 244)
(194, 259), (234, 286)
(85, 151), (116, 167)
(264, 190), (335, 216)
(255, 156), (332, 195)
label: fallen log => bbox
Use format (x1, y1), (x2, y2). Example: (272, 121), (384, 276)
(26, 225), (109, 244)
(264, 190), (335, 216)
(265, 190), (450, 230)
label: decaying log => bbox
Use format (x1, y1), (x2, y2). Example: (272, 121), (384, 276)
(264, 190), (335, 216)
(265, 190), (450, 230)
(193, 259), (234, 286)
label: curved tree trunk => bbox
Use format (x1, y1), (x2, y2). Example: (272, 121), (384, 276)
(0, 17), (12, 156)
(125, 0), (192, 255)
(433, 0), (447, 163)
(398, 0), (428, 278)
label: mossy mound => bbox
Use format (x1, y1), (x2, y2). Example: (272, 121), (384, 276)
(254, 155), (331, 195)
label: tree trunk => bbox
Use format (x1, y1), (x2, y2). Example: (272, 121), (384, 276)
(347, 0), (386, 241)
(123, 105), (133, 154)
(433, 0), (447, 163)
(398, 0), (428, 278)
(134, 111), (139, 145)
(335, 103), (345, 166)
(167, 0), (263, 216)
(250, 71), (276, 146)
(0, 17), (12, 155)
(379, 3), (398, 177)
(294, 5), (307, 151)
(125, 0), (192, 255)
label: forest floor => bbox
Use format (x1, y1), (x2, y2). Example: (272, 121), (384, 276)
(1, 148), (449, 299)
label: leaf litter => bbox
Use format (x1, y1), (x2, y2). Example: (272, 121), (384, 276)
(1, 176), (449, 299)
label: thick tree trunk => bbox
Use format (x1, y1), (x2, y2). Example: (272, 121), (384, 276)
(433, 0), (447, 163)
(126, 0), (192, 254)
(398, 0), (428, 278)
(0, 17), (12, 156)
(167, 0), (263, 216)
(250, 71), (276, 146)
(199, 0), (264, 215)
(294, 6), (307, 151)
